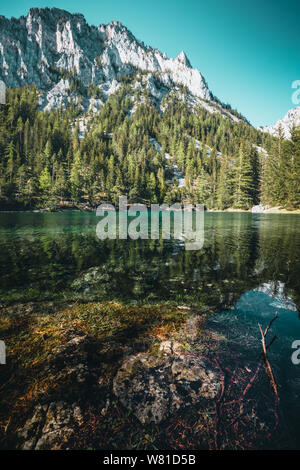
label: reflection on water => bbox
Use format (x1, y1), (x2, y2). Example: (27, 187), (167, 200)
(0, 212), (299, 312)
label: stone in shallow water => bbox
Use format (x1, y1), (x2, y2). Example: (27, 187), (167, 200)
(71, 266), (110, 291)
(113, 345), (222, 424)
(19, 402), (83, 450)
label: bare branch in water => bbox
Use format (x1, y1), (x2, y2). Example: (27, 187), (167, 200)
(258, 313), (279, 401)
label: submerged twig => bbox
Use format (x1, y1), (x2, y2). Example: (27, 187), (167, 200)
(258, 312), (279, 401)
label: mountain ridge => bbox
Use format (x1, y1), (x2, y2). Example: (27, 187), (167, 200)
(0, 7), (245, 123)
(259, 105), (300, 139)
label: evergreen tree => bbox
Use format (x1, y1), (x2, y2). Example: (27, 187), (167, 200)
(286, 125), (300, 208)
(233, 142), (255, 209)
(216, 155), (234, 209)
(0, 84), (297, 211)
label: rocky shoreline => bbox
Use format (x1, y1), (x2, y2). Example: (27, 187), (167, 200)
(1, 204), (300, 214)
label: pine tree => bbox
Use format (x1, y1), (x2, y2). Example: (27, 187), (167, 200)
(70, 152), (83, 202)
(286, 125), (300, 208)
(196, 168), (210, 205)
(233, 142), (255, 209)
(261, 125), (286, 207)
(216, 155), (234, 209)
(39, 166), (52, 195)
(6, 141), (15, 183)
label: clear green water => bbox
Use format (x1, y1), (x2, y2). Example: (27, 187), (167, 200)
(0, 211), (299, 309)
(0, 211), (300, 446)
(206, 289), (300, 447)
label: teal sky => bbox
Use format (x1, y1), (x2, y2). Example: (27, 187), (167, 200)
(1, 0), (299, 127)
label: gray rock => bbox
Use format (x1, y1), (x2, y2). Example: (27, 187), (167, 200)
(19, 401), (83, 450)
(71, 266), (110, 291)
(113, 345), (221, 424)
(251, 204), (269, 213)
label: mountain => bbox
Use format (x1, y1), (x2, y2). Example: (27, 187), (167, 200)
(0, 7), (243, 122)
(259, 106), (300, 139)
(2, 8), (298, 213)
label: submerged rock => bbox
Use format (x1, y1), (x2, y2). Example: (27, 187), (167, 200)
(113, 343), (222, 424)
(16, 334), (93, 449)
(19, 402), (83, 450)
(71, 266), (110, 291)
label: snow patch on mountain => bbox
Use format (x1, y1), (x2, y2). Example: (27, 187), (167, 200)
(259, 106), (300, 139)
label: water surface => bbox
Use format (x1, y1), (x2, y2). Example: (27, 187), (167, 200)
(0, 211), (299, 307)
(0, 211), (300, 447)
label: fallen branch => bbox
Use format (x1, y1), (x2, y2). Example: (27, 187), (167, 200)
(242, 328), (278, 398)
(258, 313), (279, 401)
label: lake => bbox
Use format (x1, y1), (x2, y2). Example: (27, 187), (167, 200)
(0, 211), (300, 447)
(0, 211), (299, 308)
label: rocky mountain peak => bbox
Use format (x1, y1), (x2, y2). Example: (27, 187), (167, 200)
(0, 7), (245, 122)
(175, 51), (191, 67)
(259, 105), (300, 139)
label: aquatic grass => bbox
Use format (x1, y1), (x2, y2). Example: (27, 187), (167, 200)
(0, 301), (190, 446)
(1, 302), (190, 369)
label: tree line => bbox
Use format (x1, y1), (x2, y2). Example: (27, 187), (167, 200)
(0, 85), (299, 210)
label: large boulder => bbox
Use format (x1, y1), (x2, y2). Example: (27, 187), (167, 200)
(113, 341), (222, 424)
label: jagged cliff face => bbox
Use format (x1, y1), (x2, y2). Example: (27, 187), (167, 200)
(259, 106), (300, 139)
(0, 7), (240, 120)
